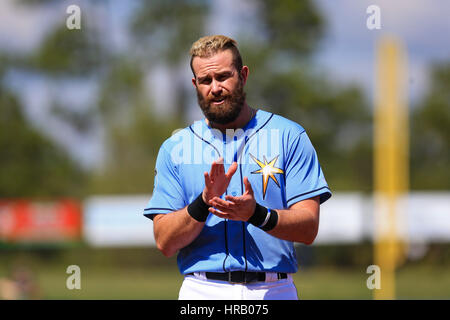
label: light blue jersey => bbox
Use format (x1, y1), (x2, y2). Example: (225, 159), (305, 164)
(144, 109), (331, 275)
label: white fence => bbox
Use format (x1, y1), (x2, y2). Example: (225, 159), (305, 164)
(83, 192), (450, 247)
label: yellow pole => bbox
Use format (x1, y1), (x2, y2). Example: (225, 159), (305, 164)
(373, 37), (409, 300)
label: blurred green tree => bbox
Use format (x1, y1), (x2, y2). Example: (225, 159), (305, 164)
(260, 0), (325, 56)
(85, 0), (208, 193)
(29, 25), (103, 77)
(130, 0), (208, 120)
(410, 61), (450, 189)
(89, 58), (183, 194)
(8, 3), (186, 195)
(0, 86), (85, 198)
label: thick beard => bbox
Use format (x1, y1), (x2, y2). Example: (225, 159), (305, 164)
(197, 79), (246, 125)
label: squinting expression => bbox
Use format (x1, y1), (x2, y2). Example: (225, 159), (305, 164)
(192, 50), (247, 125)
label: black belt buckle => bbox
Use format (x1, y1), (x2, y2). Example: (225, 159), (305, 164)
(204, 271), (286, 284)
(228, 271), (264, 284)
(230, 271), (247, 283)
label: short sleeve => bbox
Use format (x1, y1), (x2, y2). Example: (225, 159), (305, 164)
(143, 145), (186, 220)
(284, 132), (331, 207)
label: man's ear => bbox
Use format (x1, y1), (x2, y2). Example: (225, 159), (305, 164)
(240, 66), (249, 85)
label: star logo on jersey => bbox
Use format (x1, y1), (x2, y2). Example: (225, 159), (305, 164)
(250, 154), (284, 199)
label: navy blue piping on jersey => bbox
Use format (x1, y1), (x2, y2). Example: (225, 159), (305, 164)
(287, 186), (331, 205)
(189, 125), (221, 157)
(222, 190), (230, 272)
(222, 220), (229, 272)
(190, 124), (232, 273)
(239, 158), (248, 272)
(235, 113), (274, 163)
(143, 207), (174, 220)
(280, 131), (304, 206)
(241, 221), (248, 271)
(190, 113), (274, 273)
(238, 149), (247, 271)
(236, 113), (274, 272)
(144, 207), (173, 211)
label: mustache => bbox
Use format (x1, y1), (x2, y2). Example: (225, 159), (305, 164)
(207, 94), (230, 103)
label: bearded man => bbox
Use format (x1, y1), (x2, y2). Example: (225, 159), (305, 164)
(143, 35), (331, 300)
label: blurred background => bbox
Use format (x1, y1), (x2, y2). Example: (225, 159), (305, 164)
(0, 0), (449, 299)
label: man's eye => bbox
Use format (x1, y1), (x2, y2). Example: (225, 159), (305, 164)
(199, 78), (211, 84)
(217, 74), (230, 81)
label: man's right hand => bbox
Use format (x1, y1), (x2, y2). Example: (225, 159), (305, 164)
(202, 157), (238, 204)
(154, 158), (237, 257)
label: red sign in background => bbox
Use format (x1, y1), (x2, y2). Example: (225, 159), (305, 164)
(0, 199), (81, 243)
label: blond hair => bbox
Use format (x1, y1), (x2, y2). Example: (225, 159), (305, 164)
(189, 35), (243, 77)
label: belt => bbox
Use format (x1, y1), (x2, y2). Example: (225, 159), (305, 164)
(189, 271), (288, 284)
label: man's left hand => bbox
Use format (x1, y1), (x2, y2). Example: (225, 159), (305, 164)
(208, 176), (256, 221)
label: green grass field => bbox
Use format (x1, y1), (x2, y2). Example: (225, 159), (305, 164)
(21, 265), (450, 299)
(1, 247), (449, 300)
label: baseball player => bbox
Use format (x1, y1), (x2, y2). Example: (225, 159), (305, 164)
(144, 35), (331, 300)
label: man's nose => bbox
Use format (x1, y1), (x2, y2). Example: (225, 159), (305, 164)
(211, 79), (222, 96)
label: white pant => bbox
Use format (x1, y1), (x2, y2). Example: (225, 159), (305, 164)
(178, 273), (298, 300)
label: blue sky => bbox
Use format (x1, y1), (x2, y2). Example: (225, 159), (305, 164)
(1, 0), (449, 167)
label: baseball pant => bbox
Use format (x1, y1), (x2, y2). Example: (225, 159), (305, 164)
(178, 273), (299, 300)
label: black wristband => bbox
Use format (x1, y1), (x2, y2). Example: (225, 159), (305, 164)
(261, 209), (278, 231)
(187, 193), (211, 222)
(247, 203), (268, 227)
(248, 203), (279, 232)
